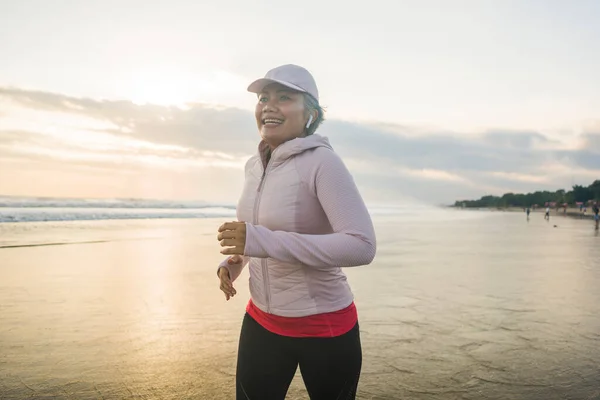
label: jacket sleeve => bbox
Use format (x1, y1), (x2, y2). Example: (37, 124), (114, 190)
(217, 256), (250, 282)
(243, 149), (376, 268)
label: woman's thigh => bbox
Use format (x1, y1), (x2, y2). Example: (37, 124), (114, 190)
(235, 314), (298, 400)
(297, 323), (363, 400)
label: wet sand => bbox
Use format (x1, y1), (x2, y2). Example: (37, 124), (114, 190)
(1, 210), (600, 399)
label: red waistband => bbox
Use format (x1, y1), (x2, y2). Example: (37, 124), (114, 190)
(246, 299), (358, 338)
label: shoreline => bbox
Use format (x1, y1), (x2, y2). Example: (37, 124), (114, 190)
(2, 208), (600, 399)
(454, 206), (598, 221)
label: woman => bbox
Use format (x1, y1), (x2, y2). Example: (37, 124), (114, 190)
(216, 64), (376, 400)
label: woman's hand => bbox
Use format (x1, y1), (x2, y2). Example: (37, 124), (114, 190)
(217, 221), (246, 255)
(218, 255), (242, 300)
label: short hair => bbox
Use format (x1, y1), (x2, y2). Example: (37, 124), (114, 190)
(303, 94), (325, 136)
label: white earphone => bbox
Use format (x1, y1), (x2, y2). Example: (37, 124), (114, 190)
(306, 114), (314, 129)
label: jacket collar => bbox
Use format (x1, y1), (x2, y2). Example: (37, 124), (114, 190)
(258, 134), (333, 168)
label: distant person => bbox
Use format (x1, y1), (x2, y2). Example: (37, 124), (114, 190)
(545, 207), (550, 220)
(216, 64), (376, 399)
(526, 207), (531, 219)
(593, 203), (599, 230)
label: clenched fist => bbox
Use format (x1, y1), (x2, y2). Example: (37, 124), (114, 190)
(217, 221), (246, 255)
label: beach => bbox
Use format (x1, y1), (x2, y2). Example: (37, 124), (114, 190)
(463, 205), (598, 221)
(1, 207), (600, 399)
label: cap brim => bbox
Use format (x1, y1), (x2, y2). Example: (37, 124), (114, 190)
(247, 78), (307, 95)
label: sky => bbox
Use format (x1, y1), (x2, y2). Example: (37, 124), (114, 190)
(1, 0), (599, 205)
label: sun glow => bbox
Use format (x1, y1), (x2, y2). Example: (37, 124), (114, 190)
(127, 66), (248, 107)
(128, 65), (195, 107)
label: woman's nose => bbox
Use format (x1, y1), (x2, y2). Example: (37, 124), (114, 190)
(262, 102), (277, 113)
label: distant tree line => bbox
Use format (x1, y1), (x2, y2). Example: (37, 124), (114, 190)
(455, 180), (600, 208)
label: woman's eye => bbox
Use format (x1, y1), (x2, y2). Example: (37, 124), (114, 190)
(280, 95), (290, 101)
(259, 96), (268, 103)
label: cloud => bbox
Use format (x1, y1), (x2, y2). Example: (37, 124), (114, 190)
(580, 132), (600, 152)
(1, 86), (599, 203)
(482, 129), (554, 149)
(0, 87), (257, 155)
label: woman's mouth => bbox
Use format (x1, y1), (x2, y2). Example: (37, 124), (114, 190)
(262, 118), (284, 127)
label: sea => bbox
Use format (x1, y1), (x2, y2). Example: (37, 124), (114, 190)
(1, 196), (599, 399)
(0, 196), (238, 224)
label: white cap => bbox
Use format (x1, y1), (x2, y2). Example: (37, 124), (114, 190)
(247, 64), (319, 102)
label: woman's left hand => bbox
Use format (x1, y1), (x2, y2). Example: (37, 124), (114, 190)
(217, 221), (247, 255)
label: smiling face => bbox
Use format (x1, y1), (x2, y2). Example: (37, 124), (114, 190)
(255, 83), (313, 149)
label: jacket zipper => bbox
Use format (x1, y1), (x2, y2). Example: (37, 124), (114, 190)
(254, 161), (272, 313)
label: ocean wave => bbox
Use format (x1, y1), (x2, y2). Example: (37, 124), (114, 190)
(0, 207), (237, 223)
(0, 195), (236, 210)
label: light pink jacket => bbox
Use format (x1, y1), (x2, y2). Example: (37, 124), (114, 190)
(219, 134), (376, 317)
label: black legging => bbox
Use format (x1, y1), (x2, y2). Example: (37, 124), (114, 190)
(236, 313), (362, 400)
